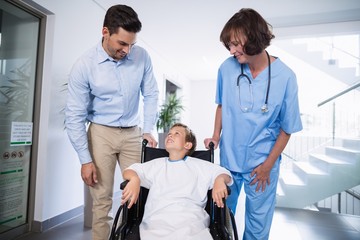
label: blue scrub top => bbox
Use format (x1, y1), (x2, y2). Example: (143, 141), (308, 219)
(216, 56), (303, 173)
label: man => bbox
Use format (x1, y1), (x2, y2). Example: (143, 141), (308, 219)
(65, 5), (159, 240)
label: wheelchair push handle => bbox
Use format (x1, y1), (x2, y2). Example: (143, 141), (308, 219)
(208, 141), (215, 150)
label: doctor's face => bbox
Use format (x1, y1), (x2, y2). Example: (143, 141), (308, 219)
(228, 33), (249, 64)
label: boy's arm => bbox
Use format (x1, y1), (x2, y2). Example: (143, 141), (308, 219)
(212, 173), (231, 208)
(121, 169), (141, 208)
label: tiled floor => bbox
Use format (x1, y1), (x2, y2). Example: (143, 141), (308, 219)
(14, 206), (360, 240)
(270, 207), (360, 240)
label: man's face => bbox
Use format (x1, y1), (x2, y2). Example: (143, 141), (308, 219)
(102, 27), (136, 61)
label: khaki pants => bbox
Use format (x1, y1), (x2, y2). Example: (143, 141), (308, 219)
(87, 123), (142, 240)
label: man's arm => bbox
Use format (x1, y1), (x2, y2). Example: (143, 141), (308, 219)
(141, 51), (159, 148)
(250, 129), (291, 192)
(66, 60), (98, 186)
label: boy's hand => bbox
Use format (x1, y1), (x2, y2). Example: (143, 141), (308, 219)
(121, 177), (140, 208)
(212, 176), (229, 208)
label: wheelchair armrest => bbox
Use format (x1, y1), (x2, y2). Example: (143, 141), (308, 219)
(211, 185), (231, 222)
(120, 180), (129, 190)
(211, 192), (237, 240)
(226, 185), (231, 195)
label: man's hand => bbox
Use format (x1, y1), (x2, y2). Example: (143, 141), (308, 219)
(143, 133), (158, 148)
(81, 162), (98, 187)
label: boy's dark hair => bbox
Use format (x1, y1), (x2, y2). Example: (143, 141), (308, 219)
(103, 5), (142, 35)
(220, 8), (275, 55)
(171, 123), (197, 156)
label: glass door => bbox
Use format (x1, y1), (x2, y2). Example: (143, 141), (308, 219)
(0, 1), (39, 235)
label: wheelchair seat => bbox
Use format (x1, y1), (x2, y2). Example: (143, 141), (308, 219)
(109, 140), (238, 240)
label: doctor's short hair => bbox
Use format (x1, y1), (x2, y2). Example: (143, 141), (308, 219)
(170, 123), (197, 156)
(220, 8), (275, 55)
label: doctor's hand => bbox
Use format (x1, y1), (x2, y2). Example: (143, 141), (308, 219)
(204, 138), (219, 149)
(250, 163), (271, 192)
(81, 162), (98, 187)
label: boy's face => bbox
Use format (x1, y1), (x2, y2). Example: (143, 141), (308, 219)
(165, 126), (192, 152)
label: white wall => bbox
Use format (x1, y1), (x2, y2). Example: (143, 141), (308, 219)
(30, 0), (192, 223)
(28, 0), (360, 225)
(190, 80), (220, 161)
(32, 0), (105, 222)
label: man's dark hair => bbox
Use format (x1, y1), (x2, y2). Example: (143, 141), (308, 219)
(103, 5), (142, 35)
(220, 8), (275, 55)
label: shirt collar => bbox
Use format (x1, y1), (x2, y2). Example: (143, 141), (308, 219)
(167, 155), (188, 162)
(96, 40), (134, 64)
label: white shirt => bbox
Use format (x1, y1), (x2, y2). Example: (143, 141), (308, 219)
(127, 156), (233, 240)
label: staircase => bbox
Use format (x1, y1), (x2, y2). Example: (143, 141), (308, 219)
(274, 39), (359, 87)
(276, 138), (360, 208)
(273, 36), (360, 208)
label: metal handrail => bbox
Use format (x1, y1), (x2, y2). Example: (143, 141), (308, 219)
(316, 38), (360, 65)
(317, 81), (360, 107)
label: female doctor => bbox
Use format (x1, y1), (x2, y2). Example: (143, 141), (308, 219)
(204, 8), (303, 240)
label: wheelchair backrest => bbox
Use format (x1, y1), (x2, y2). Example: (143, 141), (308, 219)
(141, 139), (214, 163)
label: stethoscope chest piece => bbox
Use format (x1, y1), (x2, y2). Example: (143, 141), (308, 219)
(261, 104), (268, 113)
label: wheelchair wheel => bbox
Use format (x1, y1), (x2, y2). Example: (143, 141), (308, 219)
(109, 205), (124, 240)
(225, 207), (238, 240)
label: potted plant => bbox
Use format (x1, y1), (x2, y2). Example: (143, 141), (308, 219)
(156, 93), (184, 147)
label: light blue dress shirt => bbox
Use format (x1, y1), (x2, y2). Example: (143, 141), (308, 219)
(66, 41), (159, 164)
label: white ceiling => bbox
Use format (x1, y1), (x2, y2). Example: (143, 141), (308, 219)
(96, 0), (360, 81)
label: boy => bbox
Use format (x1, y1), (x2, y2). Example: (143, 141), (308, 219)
(122, 123), (232, 239)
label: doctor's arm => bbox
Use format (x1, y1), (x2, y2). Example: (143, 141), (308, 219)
(250, 129), (291, 192)
(204, 104), (222, 149)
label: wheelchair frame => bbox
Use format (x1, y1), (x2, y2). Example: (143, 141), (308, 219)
(109, 139), (238, 240)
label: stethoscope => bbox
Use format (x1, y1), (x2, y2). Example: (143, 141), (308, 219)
(236, 51), (271, 113)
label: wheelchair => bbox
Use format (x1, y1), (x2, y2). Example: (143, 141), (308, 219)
(110, 139), (238, 240)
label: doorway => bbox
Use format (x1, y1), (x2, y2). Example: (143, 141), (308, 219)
(0, 1), (40, 238)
